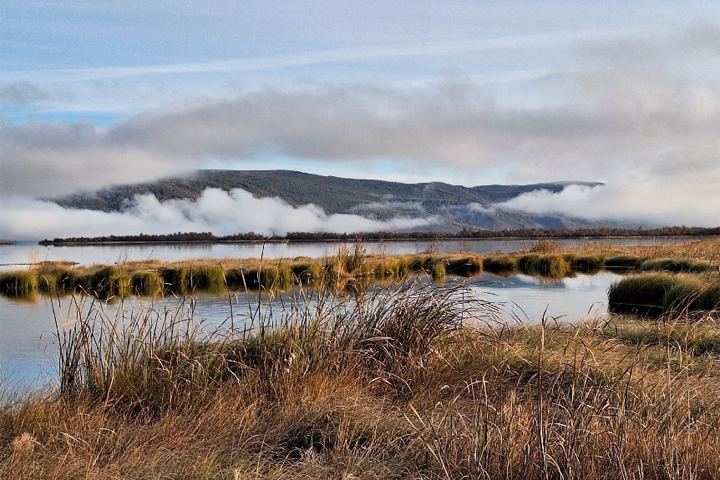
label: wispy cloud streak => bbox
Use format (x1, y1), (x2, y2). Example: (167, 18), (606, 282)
(1, 29), (650, 82)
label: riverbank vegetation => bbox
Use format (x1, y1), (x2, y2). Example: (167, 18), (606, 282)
(38, 225), (720, 245)
(3, 277), (720, 478)
(3, 237), (719, 303)
(609, 272), (720, 315)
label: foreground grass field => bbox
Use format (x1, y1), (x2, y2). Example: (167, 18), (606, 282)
(2, 236), (719, 478)
(2, 277), (720, 479)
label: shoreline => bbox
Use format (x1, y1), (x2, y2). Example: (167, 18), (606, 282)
(3, 237), (719, 303)
(37, 233), (718, 247)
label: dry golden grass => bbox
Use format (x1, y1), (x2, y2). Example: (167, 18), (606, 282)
(3, 237), (718, 300)
(572, 236), (720, 264)
(3, 279), (720, 479)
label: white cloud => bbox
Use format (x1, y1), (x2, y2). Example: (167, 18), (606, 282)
(0, 188), (436, 241)
(351, 200), (425, 213)
(0, 25), (717, 228)
(0, 29), (626, 83)
(465, 203), (494, 213)
(499, 183), (720, 227)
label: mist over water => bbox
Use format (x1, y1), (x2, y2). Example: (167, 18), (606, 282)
(0, 188), (436, 241)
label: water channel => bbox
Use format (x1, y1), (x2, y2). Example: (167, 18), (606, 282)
(0, 236), (701, 390)
(0, 236), (694, 271)
(1, 271), (620, 390)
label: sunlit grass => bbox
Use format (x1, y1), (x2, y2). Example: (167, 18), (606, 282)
(3, 281), (720, 478)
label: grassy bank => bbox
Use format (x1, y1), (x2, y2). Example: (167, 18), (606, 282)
(3, 281), (720, 478)
(8, 238), (719, 299)
(609, 272), (720, 315)
(0, 251), (584, 299)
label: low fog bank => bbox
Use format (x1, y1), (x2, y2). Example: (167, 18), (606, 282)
(0, 188), (436, 241)
(2, 182), (718, 242)
(499, 183), (720, 228)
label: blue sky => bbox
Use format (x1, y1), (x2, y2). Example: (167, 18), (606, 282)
(0, 1), (719, 229)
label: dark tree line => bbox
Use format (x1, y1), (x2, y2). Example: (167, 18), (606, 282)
(39, 225), (720, 246)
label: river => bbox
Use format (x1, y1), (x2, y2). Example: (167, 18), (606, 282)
(0, 236), (699, 271)
(1, 270), (622, 390)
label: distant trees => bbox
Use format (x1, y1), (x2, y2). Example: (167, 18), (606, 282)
(39, 225), (720, 246)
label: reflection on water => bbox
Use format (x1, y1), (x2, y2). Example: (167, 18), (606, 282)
(468, 271), (619, 324)
(0, 236), (699, 270)
(0, 270), (622, 389)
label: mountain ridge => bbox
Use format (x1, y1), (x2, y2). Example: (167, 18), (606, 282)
(52, 169), (610, 231)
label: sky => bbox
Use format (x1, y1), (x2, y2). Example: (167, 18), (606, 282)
(0, 1), (719, 238)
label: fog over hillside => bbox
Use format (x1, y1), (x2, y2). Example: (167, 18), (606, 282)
(1, 5), (717, 239)
(0, 170), (624, 240)
(0, 170), (627, 241)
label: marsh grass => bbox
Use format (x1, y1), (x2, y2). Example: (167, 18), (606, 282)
(518, 254), (570, 278)
(3, 236), (718, 299)
(290, 262), (321, 285)
(529, 238), (559, 253)
(0, 270), (37, 297)
(564, 253), (604, 273)
(482, 255), (519, 275)
(187, 265), (226, 293)
(4, 284), (720, 478)
(34, 265), (82, 295)
(609, 272), (720, 315)
(51, 279), (479, 412)
(258, 265), (294, 291)
(158, 266), (190, 294)
(130, 270), (164, 296)
(430, 260), (446, 281)
(445, 255), (483, 277)
(641, 257), (712, 273)
(605, 254), (644, 269)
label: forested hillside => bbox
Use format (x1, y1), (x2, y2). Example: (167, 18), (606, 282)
(53, 170), (609, 230)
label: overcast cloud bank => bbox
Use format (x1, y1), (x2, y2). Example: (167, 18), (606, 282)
(0, 189), (435, 241)
(499, 184), (720, 228)
(0, 24), (718, 234)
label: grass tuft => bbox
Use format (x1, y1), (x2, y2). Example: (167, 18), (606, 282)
(565, 254), (604, 273)
(518, 254), (570, 278)
(483, 255), (519, 276)
(641, 257), (712, 273)
(445, 255), (483, 277)
(529, 238), (559, 253)
(131, 270), (164, 296)
(605, 254), (643, 269)
(609, 273), (720, 315)
(0, 270), (37, 297)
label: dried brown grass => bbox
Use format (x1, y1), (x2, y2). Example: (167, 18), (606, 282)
(3, 280), (720, 479)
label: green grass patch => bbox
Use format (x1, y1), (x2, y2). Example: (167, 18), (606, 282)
(75, 266), (131, 299)
(608, 273), (718, 315)
(640, 257), (712, 273)
(445, 256), (483, 277)
(482, 255), (519, 276)
(0, 270), (38, 297)
(159, 267), (190, 294)
(258, 265), (294, 290)
(605, 255), (642, 269)
(431, 261), (446, 281)
(187, 265), (226, 293)
(291, 263), (321, 285)
(518, 254), (570, 278)
(131, 270), (164, 296)
(224, 267), (251, 289)
(565, 254), (604, 273)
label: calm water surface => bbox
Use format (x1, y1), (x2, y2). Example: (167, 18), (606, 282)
(0, 271), (622, 390)
(0, 237), (700, 270)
